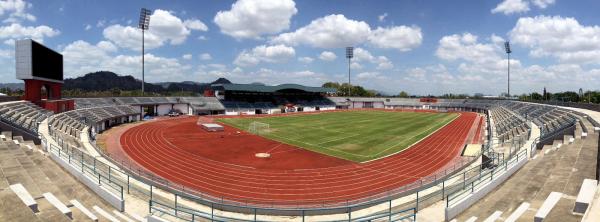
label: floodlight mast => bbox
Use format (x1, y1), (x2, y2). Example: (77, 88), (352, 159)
(346, 47), (354, 107)
(139, 8), (151, 96)
(504, 41), (512, 98)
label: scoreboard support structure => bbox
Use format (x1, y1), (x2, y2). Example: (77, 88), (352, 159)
(16, 39), (73, 113)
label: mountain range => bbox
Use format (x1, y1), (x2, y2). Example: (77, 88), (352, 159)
(0, 71), (232, 93)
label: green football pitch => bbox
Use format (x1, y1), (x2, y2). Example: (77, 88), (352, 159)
(217, 110), (458, 162)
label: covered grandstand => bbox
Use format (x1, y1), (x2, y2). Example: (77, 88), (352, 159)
(210, 83), (337, 115)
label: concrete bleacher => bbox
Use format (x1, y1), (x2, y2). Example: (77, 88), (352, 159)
(452, 116), (598, 221)
(0, 101), (52, 133)
(0, 131), (130, 221)
(49, 105), (140, 139)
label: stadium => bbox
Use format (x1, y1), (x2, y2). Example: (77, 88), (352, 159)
(1, 1), (600, 222)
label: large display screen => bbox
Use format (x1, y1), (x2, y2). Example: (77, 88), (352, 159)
(31, 40), (63, 81)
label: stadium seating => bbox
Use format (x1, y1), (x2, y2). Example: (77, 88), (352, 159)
(0, 131), (128, 221)
(0, 101), (53, 133)
(48, 105), (139, 139)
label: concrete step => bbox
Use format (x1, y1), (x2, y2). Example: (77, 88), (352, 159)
(0, 155), (44, 198)
(552, 140), (563, 149)
(35, 197), (72, 222)
(25, 143), (118, 215)
(0, 188), (42, 222)
(13, 135), (24, 143)
(1, 131), (12, 140)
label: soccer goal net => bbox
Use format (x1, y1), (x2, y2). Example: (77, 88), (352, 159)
(248, 121), (270, 135)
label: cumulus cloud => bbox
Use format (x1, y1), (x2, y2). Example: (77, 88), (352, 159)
(214, 0), (297, 39)
(182, 54), (192, 60)
(491, 0), (530, 15)
(436, 33), (501, 64)
(0, 0), (35, 23)
(0, 23), (60, 44)
(491, 0), (556, 15)
(194, 67), (332, 87)
(103, 9), (207, 51)
(510, 16), (600, 64)
(298, 56), (313, 64)
(531, 0), (555, 8)
(272, 14), (371, 48)
(61, 40), (191, 81)
(368, 26), (422, 51)
(319, 51), (337, 61)
(272, 14), (422, 51)
(351, 47), (394, 70)
(233, 44), (295, 67)
(183, 19), (208, 31)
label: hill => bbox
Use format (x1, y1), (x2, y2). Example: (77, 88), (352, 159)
(63, 71), (231, 94)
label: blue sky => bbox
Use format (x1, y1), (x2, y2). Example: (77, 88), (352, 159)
(1, 0), (600, 96)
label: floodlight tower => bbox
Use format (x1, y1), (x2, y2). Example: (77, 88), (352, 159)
(504, 41), (512, 98)
(346, 46), (354, 98)
(138, 8), (151, 96)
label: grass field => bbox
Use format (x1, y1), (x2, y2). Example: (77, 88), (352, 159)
(217, 110), (458, 162)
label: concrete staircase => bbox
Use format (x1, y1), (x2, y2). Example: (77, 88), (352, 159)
(0, 131), (126, 221)
(454, 117), (598, 221)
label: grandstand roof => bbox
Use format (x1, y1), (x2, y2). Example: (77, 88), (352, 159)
(213, 83), (336, 93)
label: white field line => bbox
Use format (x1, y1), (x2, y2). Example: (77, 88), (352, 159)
(362, 113), (461, 163)
(315, 133), (361, 145)
(266, 133), (372, 158)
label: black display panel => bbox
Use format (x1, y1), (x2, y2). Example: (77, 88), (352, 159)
(31, 40), (63, 81)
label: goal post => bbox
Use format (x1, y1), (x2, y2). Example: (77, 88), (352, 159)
(248, 121), (270, 136)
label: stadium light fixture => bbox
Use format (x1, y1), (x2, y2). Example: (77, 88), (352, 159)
(504, 41), (511, 98)
(346, 47), (354, 104)
(139, 8), (152, 96)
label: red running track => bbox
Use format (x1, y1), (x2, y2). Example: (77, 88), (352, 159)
(115, 111), (477, 206)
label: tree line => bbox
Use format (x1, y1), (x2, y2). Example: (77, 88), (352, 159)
(518, 90), (600, 103)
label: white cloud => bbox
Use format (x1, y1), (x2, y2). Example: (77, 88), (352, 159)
(491, 0), (555, 15)
(319, 51), (337, 61)
(272, 14), (421, 51)
(0, 23), (60, 44)
(103, 9), (204, 51)
(182, 54), (192, 60)
(531, 0), (555, 8)
(368, 26), (422, 51)
(357, 72), (385, 80)
(510, 16), (600, 64)
(61, 40), (192, 81)
(194, 67), (332, 87)
(272, 14), (371, 48)
(378, 13), (388, 22)
(349, 47), (394, 70)
(376, 56), (394, 70)
(233, 44), (295, 67)
(0, 0), (35, 23)
(491, 0), (530, 15)
(199, 53), (212, 60)
(298, 56), (313, 63)
(214, 0), (297, 39)
(183, 19), (208, 31)
(84, 24), (91, 31)
(350, 62), (363, 69)
(436, 33), (501, 64)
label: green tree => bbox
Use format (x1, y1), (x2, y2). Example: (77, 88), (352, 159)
(398, 91), (409, 98)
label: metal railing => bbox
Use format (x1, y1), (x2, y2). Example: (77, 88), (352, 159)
(446, 149), (527, 207)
